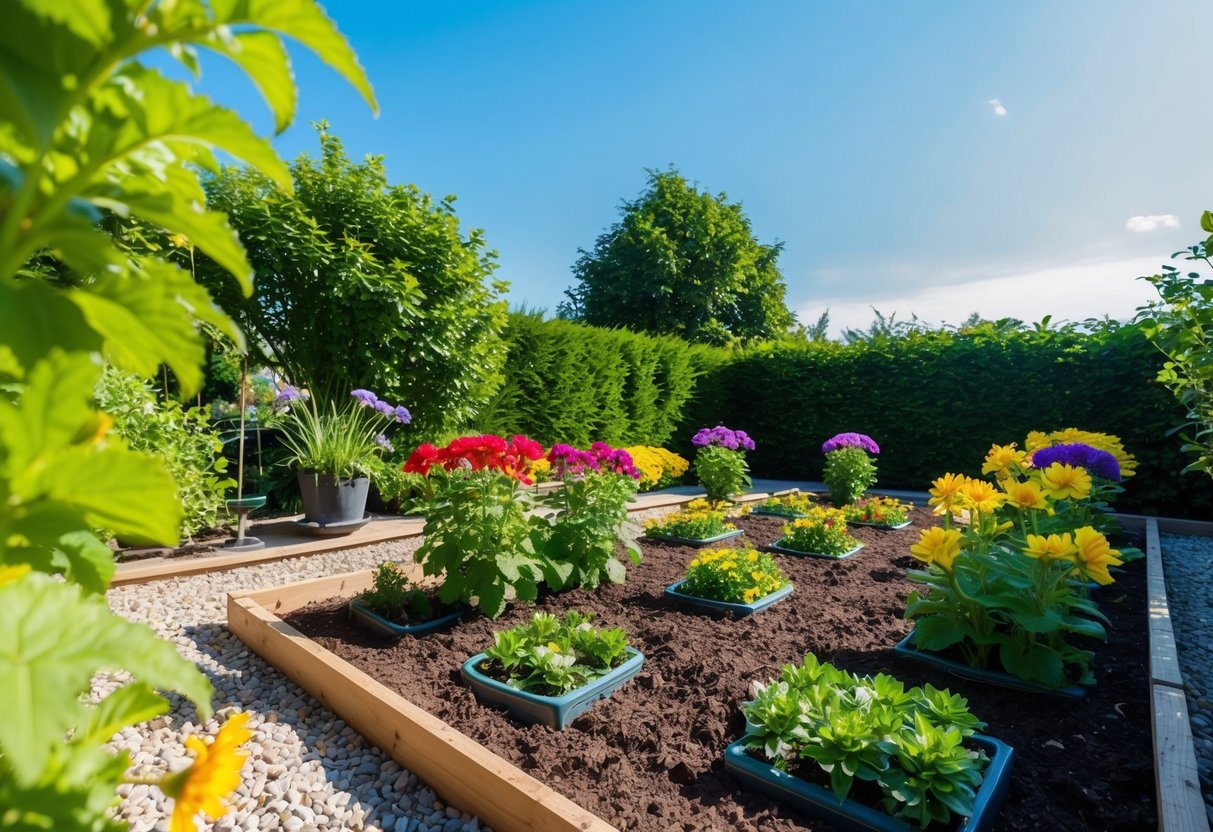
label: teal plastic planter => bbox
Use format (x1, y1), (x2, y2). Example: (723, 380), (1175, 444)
(894, 633), (1087, 699)
(663, 580), (793, 616)
(461, 647), (644, 729)
(645, 528), (745, 547)
(848, 519), (913, 530)
(348, 599), (467, 638)
(769, 540), (864, 560)
(724, 734), (1013, 832)
(750, 507), (808, 519)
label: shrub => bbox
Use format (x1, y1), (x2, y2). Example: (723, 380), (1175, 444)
(821, 433), (880, 505)
(780, 507), (857, 556)
(680, 546), (787, 604)
(645, 499), (735, 540)
(625, 445), (690, 490)
(691, 425), (755, 503)
(480, 611), (632, 696)
(95, 367), (235, 539)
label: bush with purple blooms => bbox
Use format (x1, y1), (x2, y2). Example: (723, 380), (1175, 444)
(822, 432), (880, 506)
(275, 387), (412, 480)
(691, 425), (755, 503)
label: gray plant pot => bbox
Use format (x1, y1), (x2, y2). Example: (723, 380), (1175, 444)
(297, 471), (370, 525)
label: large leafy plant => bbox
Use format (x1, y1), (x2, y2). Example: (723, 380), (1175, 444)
(742, 654), (988, 827)
(0, 1), (374, 828)
(690, 425), (754, 503)
(480, 611), (632, 696)
(821, 432), (880, 505)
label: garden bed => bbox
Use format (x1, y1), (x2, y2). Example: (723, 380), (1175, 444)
(270, 507), (1155, 831)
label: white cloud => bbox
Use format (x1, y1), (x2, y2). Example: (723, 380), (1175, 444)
(987, 98), (1007, 117)
(798, 255), (1163, 338)
(1125, 214), (1180, 233)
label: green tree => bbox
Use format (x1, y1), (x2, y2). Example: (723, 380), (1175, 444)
(1137, 211), (1213, 479)
(559, 167), (796, 346)
(196, 129), (509, 436)
(0, 0), (372, 827)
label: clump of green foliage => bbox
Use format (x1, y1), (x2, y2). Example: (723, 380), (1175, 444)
(480, 611), (632, 696)
(359, 562), (432, 623)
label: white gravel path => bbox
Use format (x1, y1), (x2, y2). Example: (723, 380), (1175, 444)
(105, 505), (681, 832)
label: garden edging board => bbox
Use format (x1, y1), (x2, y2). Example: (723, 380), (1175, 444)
(227, 566), (619, 832)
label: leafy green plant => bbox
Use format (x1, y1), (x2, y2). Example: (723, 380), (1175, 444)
(359, 561), (433, 623)
(780, 507), (858, 556)
(537, 443), (642, 591)
(95, 367), (235, 539)
(742, 654), (988, 826)
(821, 434), (880, 505)
(644, 498), (735, 540)
(405, 435), (548, 618)
(690, 426), (755, 503)
(362, 455), (428, 513)
(844, 496), (911, 527)
(0, 0), (374, 827)
(480, 611), (632, 696)
(274, 387), (410, 478)
(680, 545), (787, 605)
(753, 491), (817, 517)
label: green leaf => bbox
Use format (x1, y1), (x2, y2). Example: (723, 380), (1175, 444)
(603, 556), (627, 584)
(0, 350), (100, 473)
(16, 0), (112, 48)
(0, 573), (212, 784)
(1201, 210), (1213, 234)
(0, 270), (102, 382)
(909, 617), (964, 652)
(82, 682), (169, 745)
(198, 30), (297, 134)
(476, 580), (506, 619)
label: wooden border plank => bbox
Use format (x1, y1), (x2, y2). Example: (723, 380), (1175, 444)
(1152, 685), (1210, 832)
(228, 577), (618, 832)
(1147, 519), (1186, 689)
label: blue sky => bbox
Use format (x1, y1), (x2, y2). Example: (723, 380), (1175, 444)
(191, 1), (1212, 334)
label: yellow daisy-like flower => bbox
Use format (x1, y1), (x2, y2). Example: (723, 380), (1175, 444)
(1022, 533), (1078, 563)
(928, 473), (968, 515)
(1001, 480), (1048, 511)
(1037, 462), (1092, 501)
(959, 478), (1005, 515)
(981, 443), (1025, 477)
(1024, 431), (1051, 451)
(743, 587), (760, 603)
(164, 713), (252, 832)
(1071, 527), (1124, 586)
(909, 527), (964, 571)
(0, 563), (32, 587)
(547, 642), (562, 653)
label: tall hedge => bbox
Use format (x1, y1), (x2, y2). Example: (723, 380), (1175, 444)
(680, 323), (1212, 518)
(478, 313), (718, 446)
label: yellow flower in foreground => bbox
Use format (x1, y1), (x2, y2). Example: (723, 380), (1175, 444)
(1023, 533), (1077, 563)
(982, 443), (1025, 477)
(959, 478), (1005, 515)
(164, 713), (252, 832)
(1038, 462), (1092, 501)
(1001, 480), (1048, 511)
(0, 564), (32, 587)
(1071, 527), (1124, 586)
(1024, 431), (1051, 451)
(910, 527), (964, 571)
(928, 473), (968, 515)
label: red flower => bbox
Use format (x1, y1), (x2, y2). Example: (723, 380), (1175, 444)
(403, 443), (440, 474)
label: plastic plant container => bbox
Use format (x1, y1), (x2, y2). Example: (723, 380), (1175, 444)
(644, 528), (745, 547)
(893, 633), (1087, 699)
(847, 519), (913, 530)
(750, 506), (809, 519)
(348, 599), (467, 638)
(663, 580), (793, 616)
(768, 540), (864, 560)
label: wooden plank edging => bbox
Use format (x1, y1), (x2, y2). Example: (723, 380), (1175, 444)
(1147, 518), (1210, 832)
(227, 572), (619, 832)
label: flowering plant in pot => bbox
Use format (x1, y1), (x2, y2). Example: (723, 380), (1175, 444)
(844, 496), (912, 529)
(666, 545), (792, 614)
(774, 506), (863, 558)
(536, 442), (643, 590)
(644, 498), (740, 544)
(691, 425), (755, 503)
(821, 432), (879, 505)
(403, 434), (547, 618)
(275, 387), (411, 526)
(752, 491), (817, 518)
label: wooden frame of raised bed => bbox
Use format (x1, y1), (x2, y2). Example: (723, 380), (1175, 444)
(227, 566), (619, 832)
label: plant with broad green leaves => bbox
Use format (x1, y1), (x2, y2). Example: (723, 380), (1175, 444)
(0, 1), (374, 828)
(741, 653), (988, 826)
(95, 367), (235, 539)
(480, 611), (632, 696)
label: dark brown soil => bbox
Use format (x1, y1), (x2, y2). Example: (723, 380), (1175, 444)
(284, 507), (1154, 831)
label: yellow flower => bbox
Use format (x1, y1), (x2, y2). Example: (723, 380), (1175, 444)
(746, 551), (759, 562)
(1037, 463), (1092, 501)
(1022, 533), (1077, 563)
(927, 473), (968, 515)
(909, 527), (964, 570)
(982, 443), (1025, 477)
(1024, 431), (1051, 451)
(1071, 527), (1124, 586)
(743, 587), (761, 603)
(959, 478), (1005, 515)
(164, 713), (252, 832)
(1001, 480), (1048, 511)
(0, 564), (31, 587)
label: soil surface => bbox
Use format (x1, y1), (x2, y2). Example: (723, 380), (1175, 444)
(285, 507), (1154, 831)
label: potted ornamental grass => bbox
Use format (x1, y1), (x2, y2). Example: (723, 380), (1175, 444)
(691, 424), (755, 503)
(770, 506), (864, 559)
(275, 387), (411, 531)
(664, 545), (793, 615)
(461, 611), (644, 729)
(643, 498), (742, 545)
(821, 432), (880, 506)
(725, 653), (1013, 831)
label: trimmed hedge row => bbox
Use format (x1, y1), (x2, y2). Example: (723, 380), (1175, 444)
(478, 312), (720, 447)
(679, 325), (1211, 518)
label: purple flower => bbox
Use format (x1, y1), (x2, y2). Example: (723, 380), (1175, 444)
(1030, 443), (1121, 481)
(394, 405), (412, 425)
(691, 425), (754, 451)
(351, 389), (379, 407)
(373, 400), (395, 417)
(275, 385), (306, 404)
(374, 433), (395, 453)
(547, 443), (601, 478)
(822, 432), (880, 455)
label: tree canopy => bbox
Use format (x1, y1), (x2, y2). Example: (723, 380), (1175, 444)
(197, 128), (509, 436)
(558, 168), (796, 345)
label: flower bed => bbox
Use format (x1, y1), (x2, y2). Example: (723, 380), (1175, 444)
(276, 508), (1155, 831)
